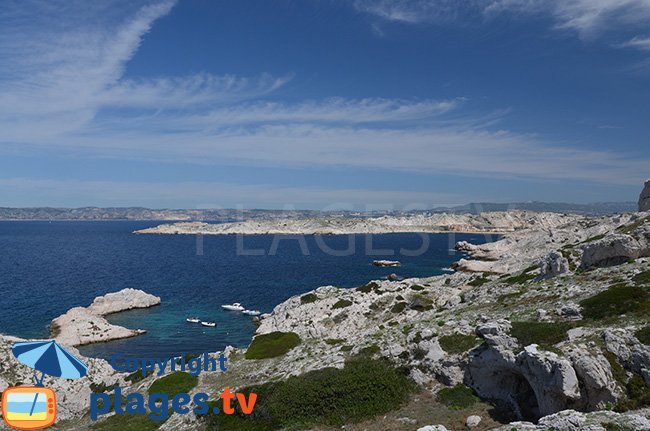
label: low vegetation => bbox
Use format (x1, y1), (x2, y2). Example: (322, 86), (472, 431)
(510, 321), (572, 349)
(391, 301), (407, 313)
(245, 331), (301, 359)
(580, 284), (649, 320)
(438, 334), (481, 354)
(635, 326), (650, 345)
(148, 372), (198, 398)
(332, 299), (352, 309)
(300, 293), (318, 304)
(408, 294), (433, 312)
(437, 384), (479, 410)
(356, 281), (381, 293)
(468, 276), (489, 287)
(202, 358), (415, 430)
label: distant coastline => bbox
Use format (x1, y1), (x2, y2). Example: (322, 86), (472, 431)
(0, 201), (637, 221)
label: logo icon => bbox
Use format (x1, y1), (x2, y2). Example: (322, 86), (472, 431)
(2, 387), (56, 430)
(3, 340), (88, 430)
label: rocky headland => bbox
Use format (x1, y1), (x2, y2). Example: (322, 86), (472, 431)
(51, 288), (161, 346)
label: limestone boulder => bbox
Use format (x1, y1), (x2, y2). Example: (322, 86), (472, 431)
(639, 179), (650, 212)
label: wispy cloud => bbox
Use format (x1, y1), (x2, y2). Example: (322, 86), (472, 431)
(354, 0), (650, 40)
(616, 35), (650, 51)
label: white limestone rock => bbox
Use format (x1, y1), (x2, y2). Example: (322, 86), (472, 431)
(539, 250), (570, 278)
(52, 288), (160, 346)
(466, 414), (482, 428)
(639, 179), (650, 212)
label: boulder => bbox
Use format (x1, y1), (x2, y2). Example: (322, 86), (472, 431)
(556, 303), (583, 321)
(639, 179), (650, 212)
(567, 347), (621, 409)
(539, 250), (569, 278)
(466, 415), (482, 428)
(417, 426), (449, 431)
(580, 233), (649, 268)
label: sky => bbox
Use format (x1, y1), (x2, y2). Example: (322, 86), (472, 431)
(1, 0), (649, 210)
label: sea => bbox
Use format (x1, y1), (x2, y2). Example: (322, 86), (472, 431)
(0, 221), (496, 360)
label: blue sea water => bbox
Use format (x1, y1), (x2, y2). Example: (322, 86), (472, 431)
(0, 221), (495, 360)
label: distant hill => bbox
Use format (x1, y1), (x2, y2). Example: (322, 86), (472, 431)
(0, 201), (637, 220)
(429, 201), (637, 216)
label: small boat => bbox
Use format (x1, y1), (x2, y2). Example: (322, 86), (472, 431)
(221, 302), (245, 311)
(201, 321), (216, 327)
(186, 317), (200, 323)
(242, 309), (261, 316)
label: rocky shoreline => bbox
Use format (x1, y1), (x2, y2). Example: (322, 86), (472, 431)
(133, 211), (580, 236)
(51, 288), (161, 346)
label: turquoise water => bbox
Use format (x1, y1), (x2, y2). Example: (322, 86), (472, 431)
(0, 221), (495, 359)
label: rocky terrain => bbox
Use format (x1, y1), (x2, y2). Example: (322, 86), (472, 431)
(51, 288), (161, 346)
(2, 186), (650, 430)
(135, 211), (580, 235)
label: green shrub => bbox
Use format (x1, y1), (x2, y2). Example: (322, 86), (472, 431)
(580, 234), (607, 244)
(614, 373), (650, 412)
(332, 299), (352, 309)
(636, 326), (650, 345)
(438, 334), (480, 354)
(580, 284), (649, 320)
(340, 345), (353, 352)
(148, 372), (197, 398)
(391, 302), (407, 313)
(468, 276), (489, 287)
(510, 321), (571, 348)
(633, 270), (650, 285)
(246, 331), (301, 360)
(603, 351), (627, 386)
(410, 284), (425, 291)
(356, 282), (380, 293)
(300, 293), (318, 304)
(202, 358), (415, 429)
(90, 382), (116, 393)
(437, 384), (479, 410)
(503, 272), (537, 285)
(408, 294), (433, 312)
(324, 338), (345, 345)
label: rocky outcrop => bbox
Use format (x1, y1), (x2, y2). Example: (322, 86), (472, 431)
(539, 250), (569, 278)
(640, 179), (650, 212)
(603, 328), (650, 378)
(52, 288), (160, 346)
(468, 320), (621, 421)
(581, 225), (650, 268)
(490, 409), (650, 431)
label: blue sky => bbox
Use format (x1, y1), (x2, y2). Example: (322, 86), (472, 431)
(1, 0), (649, 209)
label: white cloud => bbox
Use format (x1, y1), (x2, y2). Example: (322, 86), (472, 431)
(0, 0), (291, 140)
(354, 0), (650, 40)
(616, 35), (650, 51)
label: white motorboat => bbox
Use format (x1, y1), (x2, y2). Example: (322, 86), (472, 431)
(186, 317), (200, 323)
(221, 302), (245, 311)
(201, 321), (216, 327)
(242, 309), (261, 316)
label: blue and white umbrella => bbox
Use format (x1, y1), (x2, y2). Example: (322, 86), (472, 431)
(11, 340), (89, 417)
(12, 340), (88, 384)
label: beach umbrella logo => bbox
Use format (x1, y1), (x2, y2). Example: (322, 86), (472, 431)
(2, 340), (88, 430)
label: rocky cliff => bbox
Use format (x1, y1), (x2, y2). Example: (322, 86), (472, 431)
(640, 180), (650, 212)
